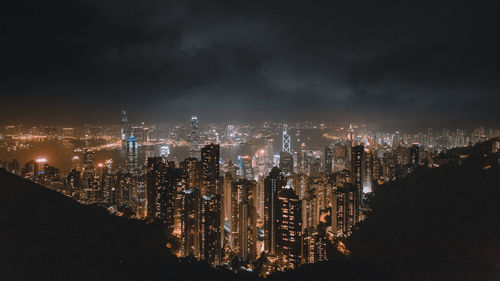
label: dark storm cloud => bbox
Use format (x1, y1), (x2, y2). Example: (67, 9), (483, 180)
(1, 0), (499, 125)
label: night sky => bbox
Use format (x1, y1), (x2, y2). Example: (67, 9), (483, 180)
(1, 0), (499, 126)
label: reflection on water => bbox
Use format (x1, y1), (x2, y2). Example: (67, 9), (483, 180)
(1, 140), (266, 174)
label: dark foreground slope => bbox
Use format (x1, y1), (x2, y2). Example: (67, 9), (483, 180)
(272, 144), (500, 281)
(347, 150), (500, 281)
(0, 170), (241, 281)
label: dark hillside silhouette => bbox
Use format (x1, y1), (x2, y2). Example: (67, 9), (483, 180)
(272, 141), (500, 281)
(0, 169), (245, 281)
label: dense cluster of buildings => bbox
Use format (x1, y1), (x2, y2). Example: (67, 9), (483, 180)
(1, 114), (499, 275)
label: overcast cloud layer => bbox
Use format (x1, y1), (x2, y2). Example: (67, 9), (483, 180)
(1, 0), (499, 127)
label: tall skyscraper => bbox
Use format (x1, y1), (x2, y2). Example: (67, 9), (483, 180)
(201, 144), (220, 195)
(325, 146), (334, 177)
(364, 149), (373, 194)
(180, 187), (200, 258)
(302, 228), (327, 264)
(146, 157), (164, 220)
(179, 157), (202, 189)
(347, 124), (354, 141)
(230, 179), (257, 262)
(71, 156), (82, 172)
(264, 167), (286, 255)
(82, 150), (95, 178)
(282, 126), (291, 153)
(126, 135), (138, 175)
(159, 166), (185, 232)
(121, 110), (129, 148)
(279, 152), (293, 176)
(189, 116), (199, 158)
(331, 171), (360, 236)
(238, 155), (253, 180)
(351, 144), (364, 211)
(302, 188), (319, 231)
(276, 183), (302, 270)
(200, 193), (222, 266)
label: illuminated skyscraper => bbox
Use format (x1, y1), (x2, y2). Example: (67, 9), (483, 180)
(159, 166), (186, 232)
(264, 167), (286, 255)
(282, 126), (291, 153)
(200, 193), (222, 266)
(180, 187), (200, 258)
(331, 171), (359, 236)
(66, 168), (80, 198)
(302, 228), (327, 264)
(324, 146), (333, 177)
(276, 183), (302, 270)
(347, 124), (354, 141)
(160, 145), (170, 158)
(80, 154), (99, 204)
(126, 135), (138, 175)
(351, 144), (364, 210)
(179, 157), (202, 188)
(71, 156), (82, 172)
(82, 150), (95, 184)
(364, 149), (373, 194)
(146, 157), (164, 220)
(121, 110), (129, 148)
(230, 179), (257, 262)
(238, 155), (253, 180)
(133, 176), (147, 219)
(302, 188), (319, 231)
(279, 152), (293, 176)
(189, 116), (199, 158)
(238, 195), (257, 262)
(201, 144), (220, 195)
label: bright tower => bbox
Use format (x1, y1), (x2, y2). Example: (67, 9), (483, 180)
(189, 115), (199, 158)
(282, 125), (291, 153)
(121, 110), (129, 148)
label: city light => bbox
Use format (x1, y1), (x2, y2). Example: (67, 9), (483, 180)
(35, 158), (47, 163)
(1, 113), (499, 277)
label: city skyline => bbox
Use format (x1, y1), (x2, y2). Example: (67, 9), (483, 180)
(1, 1), (499, 280)
(1, 111), (499, 277)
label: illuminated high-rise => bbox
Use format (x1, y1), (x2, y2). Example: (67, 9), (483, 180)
(238, 155), (253, 180)
(159, 166), (186, 232)
(276, 183), (302, 270)
(121, 110), (129, 148)
(302, 188), (319, 231)
(302, 228), (326, 264)
(82, 150), (95, 179)
(279, 152), (293, 176)
(331, 171), (359, 235)
(146, 157), (164, 220)
(264, 167), (286, 255)
(282, 126), (291, 153)
(325, 146), (334, 177)
(200, 193), (222, 265)
(230, 179), (257, 262)
(201, 144), (220, 195)
(180, 187), (200, 258)
(71, 156), (82, 172)
(126, 135), (138, 175)
(179, 157), (202, 188)
(189, 116), (199, 158)
(351, 144), (364, 210)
